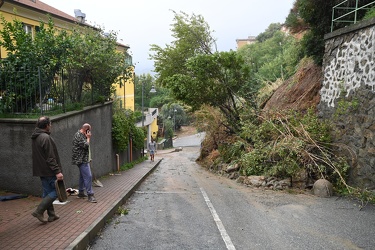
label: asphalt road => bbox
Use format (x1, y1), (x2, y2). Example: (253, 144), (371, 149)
(90, 133), (375, 250)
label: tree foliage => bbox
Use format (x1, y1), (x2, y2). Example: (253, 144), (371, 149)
(150, 11), (259, 134)
(0, 16), (71, 112)
(112, 103), (145, 152)
(238, 30), (302, 86)
(0, 16), (69, 73)
(285, 0), (375, 65)
(0, 15), (127, 111)
(134, 73), (160, 110)
(65, 26), (126, 103)
(150, 11), (216, 80)
(256, 23), (283, 42)
(363, 6), (375, 20)
(160, 103), (186, 131)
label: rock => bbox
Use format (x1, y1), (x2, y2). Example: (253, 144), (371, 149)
(292, 169), (309, 189)
(175, 147), (183, 152)
(229, 172), (239, 180)
(279, 178), (292, 188)
(246, 176), (265, 187)
(226, 163), (240, 173)
(236, 176), (246, 183)
(313, 179), (333, 197)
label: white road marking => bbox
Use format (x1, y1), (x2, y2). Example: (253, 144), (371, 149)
(200, 187), (236, 250)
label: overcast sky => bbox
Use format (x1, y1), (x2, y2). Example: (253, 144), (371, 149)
(42, 0), (295, 75)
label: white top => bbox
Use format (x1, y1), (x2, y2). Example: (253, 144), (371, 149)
(149, 141), (156, 151)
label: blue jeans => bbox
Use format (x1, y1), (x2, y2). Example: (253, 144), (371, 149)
(78, 162), (94, 195)
(41, 176), (57, 199)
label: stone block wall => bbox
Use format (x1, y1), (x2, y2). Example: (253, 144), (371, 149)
(319, 18), (375, 189)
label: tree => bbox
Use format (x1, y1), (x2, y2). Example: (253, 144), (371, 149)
(285, 0), (375, 65)
(0, 16), (71, 112)
(65, 26), (125, 103)
(238, 31), (301, 87)
(134, 73), (157, 110)
(0, 16), (127, 112)
(150, 11), (217, 80)
(160, 103), (186, 131)
(150, 11), (258, 134)
(112, 105), (145, 152)
(257, 23), (283, 42)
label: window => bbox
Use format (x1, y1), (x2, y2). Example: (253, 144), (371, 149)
(23, 23), (33, 37)
(125, 53), (132, 67)
(23, 24), (32, 34)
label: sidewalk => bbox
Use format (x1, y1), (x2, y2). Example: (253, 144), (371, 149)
(0, 159), (161, 250)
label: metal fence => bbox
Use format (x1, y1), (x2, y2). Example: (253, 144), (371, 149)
(331, 0), (375, 32)
(0, 67), (95, 116)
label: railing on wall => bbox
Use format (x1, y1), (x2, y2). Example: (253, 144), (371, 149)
(0, 67), (96, 116)
(331, 0), (375, 32)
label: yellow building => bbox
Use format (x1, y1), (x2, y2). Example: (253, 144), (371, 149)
(0, 0), (80, 58)
(149, 110), (159, 140)
(236, 35), (256, 50)
(113, 44), (135, 111)
(0, 0), (134, 110)
(0, 0), (153, 137)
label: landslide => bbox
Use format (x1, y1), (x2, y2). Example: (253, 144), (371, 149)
(262, 59), (322, 112)
(196, 58), (324, 190)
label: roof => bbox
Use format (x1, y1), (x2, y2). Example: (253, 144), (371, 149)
(9, 0), (78, 23)
(4, 1), (130, 49)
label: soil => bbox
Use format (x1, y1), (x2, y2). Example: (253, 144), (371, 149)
(175, 126), (198, 137)
(263, 59), (322, 112)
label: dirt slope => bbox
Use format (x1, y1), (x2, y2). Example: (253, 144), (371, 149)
(263, 60), (322, 112)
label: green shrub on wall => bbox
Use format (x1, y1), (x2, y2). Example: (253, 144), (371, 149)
(112, 105), (145, 152)
(131, 126), (146, 150)
(112, 110), (130, 152)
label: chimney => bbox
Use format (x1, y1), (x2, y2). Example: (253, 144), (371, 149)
(74, 9), (86, 23)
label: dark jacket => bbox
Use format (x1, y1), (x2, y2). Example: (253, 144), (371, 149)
(31, 128), (62, 176)
(72, 130), (89, 165)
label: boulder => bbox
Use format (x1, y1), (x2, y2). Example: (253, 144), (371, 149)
(312, 179), (333, 197)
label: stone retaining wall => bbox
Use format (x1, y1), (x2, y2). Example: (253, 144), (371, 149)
(319, 18), (375, 189)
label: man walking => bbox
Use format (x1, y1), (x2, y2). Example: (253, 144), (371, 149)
(72, 123), (97, 203)
(31, 116), (63, 224)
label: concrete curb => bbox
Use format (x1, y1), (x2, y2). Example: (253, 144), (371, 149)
(68, 159), (162, 250)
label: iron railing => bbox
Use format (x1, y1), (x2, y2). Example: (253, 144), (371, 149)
(0, 67), (96, 116)
(331, 0), (375, 32)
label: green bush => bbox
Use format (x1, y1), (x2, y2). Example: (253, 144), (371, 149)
(363, 6), (375, 20)
(112, 110), (130, 152)
(112, 104), (145, 153)
(218, 140), (246, 164)
(120, 156), (147, 171)
(237, 109), (349, 186)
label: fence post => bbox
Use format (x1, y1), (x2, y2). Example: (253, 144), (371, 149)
(38, 66), (43, 115)
(62, 69), (66, 113)
(91, 80), (94, 105)
(354, 0), (358, 24)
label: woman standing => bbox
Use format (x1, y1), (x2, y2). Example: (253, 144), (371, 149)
(148, 137), (157, 162)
